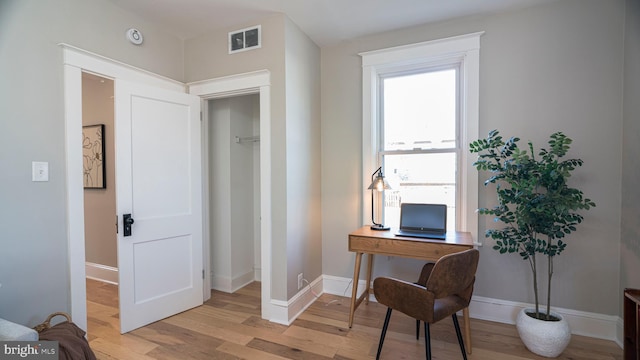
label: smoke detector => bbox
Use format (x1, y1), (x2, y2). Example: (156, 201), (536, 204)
(126, 28), (144, 45)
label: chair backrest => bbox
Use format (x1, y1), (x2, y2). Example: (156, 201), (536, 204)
(416, 262), (434, 286)
(425, 249), (479, 299)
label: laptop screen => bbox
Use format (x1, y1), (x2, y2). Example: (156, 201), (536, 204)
(399, 203), (447, 232)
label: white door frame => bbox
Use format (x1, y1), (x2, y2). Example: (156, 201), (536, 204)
(62, 44), (195, 331)
(188, 71), (273, 321)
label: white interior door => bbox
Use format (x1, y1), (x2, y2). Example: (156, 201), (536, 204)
(115, 79), (203, 333)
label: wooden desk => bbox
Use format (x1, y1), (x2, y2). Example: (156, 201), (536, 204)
(348, 226), (474, 352)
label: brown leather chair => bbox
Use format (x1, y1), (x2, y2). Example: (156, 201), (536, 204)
(414, 261), (435, 339)
(373, 249), (479, 360)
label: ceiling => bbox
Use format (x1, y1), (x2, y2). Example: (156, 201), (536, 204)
(108, 0), (557, 47)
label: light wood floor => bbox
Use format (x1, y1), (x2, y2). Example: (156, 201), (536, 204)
(86, 279), (622, 359)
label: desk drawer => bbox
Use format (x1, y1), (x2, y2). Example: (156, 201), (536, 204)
(349, 235), (472, 262)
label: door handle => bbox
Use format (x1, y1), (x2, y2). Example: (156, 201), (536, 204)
(123, 214), (135, 237)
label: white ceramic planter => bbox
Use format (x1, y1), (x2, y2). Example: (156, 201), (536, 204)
(516, 308), (571, 358)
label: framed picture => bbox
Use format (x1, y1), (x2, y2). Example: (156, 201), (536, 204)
(82, 124), (106, 189)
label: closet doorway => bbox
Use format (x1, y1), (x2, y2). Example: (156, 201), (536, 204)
(190, 69), (273, 320)
(81, 72), (120, 329)
(206, 94), (262, 294)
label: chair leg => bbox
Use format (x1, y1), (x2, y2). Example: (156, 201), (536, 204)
(416, 319), (420, 339)
(452, 313), (468, 360)
(376, 308), (393, 360)
(424, 322), (431, 360)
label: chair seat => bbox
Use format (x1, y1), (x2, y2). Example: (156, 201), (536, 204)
(433, 296), (468, 323)
(373, 277), (468, 324)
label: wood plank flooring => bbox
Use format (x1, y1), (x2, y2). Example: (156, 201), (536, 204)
(86, 279), (622, 359)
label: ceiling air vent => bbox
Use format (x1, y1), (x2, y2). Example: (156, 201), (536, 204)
(228, 25), (261, 54)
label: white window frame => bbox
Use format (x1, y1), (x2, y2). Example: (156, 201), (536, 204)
(360, 32), (483, 245)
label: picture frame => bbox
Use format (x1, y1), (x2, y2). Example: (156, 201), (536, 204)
(82, 124), (106, 189)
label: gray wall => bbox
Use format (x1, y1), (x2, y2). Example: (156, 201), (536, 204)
(82, 73), (116, 268)
(0, 0), (184, 326)
(185, 14), (322, 300)
(185, 15), (291, 300)
(321, 0), (626, 316)
(283, 18), (322, 298)
(621, 0), (640, 298)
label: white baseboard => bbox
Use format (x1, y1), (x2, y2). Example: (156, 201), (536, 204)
(322, 274), (375, 300)
(85, 262), (118, 285)
(211, 274), (231, 292)
(322, 275), (622, 346)
(269, 276), (323, 326)
(231, 270), (255, 293)
(211, 270), (255, 293)
(254, 267), (261, 282)
(469, 295), (620, 342)
(616, 316), (624, 348)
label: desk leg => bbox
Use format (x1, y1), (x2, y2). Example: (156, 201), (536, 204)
(364, 254), (374, 305)
(463, 307), (472, 354)
(348, 252), (363, 328)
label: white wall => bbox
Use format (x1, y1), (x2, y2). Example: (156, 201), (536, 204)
(0, 0), (184, 326)
(253, 99), (262, 278)
(209, 95), (261, 292)
(229, 95), (260, 289)
(321, 0), (625, 316)
(620, 0), (640, 301)
(209, 98), (233, 287)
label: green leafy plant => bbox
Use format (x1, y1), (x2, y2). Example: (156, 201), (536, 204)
(469, 130), (595, 320)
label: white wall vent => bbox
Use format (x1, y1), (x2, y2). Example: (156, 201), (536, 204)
(228, 25), (261, 54)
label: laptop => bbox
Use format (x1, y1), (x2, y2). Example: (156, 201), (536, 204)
(395, 203), (447, 240)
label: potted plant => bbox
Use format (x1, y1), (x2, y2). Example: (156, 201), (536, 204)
(469, 130), (595, 357)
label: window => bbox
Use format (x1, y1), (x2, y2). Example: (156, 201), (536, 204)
(381, 67), (459, 230)
(360, 32), (482, 242)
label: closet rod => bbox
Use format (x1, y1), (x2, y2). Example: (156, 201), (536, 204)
(235, 135), (260, 143)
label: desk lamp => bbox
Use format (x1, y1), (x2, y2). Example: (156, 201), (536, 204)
(368, 166), (391, 230)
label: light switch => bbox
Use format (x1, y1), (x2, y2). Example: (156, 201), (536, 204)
(32, 161), (49, 182)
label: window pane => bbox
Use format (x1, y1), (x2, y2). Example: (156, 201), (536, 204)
(383, 153), (456, 231)
(382, 69), (457, 151)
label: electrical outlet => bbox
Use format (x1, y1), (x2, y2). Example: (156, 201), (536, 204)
(298, 273), (303, 289)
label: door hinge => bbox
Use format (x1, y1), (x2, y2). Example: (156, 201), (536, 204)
(202, 269), (205, 279)
(115, 215), (119, 234)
